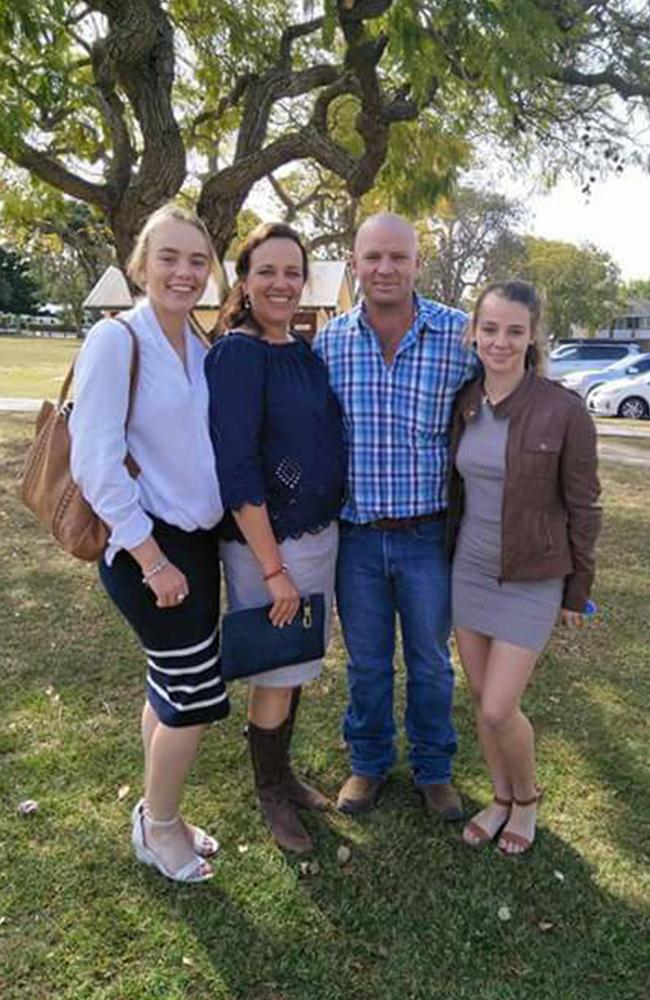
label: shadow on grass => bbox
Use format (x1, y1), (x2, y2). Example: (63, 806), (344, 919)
(63, 799), (648, 1000)
(2, 423), (648, 999)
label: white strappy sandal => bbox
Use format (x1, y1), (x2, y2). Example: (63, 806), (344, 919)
(131, 800), (213, 883)
(134, 798), (220, 859)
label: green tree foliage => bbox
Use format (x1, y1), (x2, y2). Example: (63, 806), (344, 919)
(508, 236), (622, 338)
(0, 178), (114, 325)
(417, 186), (524, 307)
(0, 1), (648, 263)
(621, 278), (650, 303)
(0, 246), (41, 313)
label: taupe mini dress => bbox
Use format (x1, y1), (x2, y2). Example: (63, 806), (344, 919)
(451, 400), (563, 653)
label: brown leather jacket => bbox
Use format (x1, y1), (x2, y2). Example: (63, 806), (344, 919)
(447, 370), (601, 611)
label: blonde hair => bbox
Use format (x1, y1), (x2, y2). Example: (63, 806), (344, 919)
(126, 203), (217, 291)
(466, 279), (548, 376)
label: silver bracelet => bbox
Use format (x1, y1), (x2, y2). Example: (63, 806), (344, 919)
(142, 557), (169, 585)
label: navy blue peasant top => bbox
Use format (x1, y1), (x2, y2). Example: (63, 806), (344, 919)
(205, 331), (345, 543)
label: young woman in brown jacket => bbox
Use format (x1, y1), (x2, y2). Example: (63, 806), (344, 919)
(448, 280), (601, 854)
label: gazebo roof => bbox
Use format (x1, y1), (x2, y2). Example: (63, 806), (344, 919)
(83, 265), (224, 310)
(223, 260), (351, 308)
(85, 259), (353, 311)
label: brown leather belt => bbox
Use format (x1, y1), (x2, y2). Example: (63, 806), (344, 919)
(365, 512), (446, 531)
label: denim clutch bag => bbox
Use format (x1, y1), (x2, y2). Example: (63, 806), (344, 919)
(221, 593), (325, 681)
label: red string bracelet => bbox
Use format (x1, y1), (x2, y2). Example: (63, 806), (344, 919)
(262, 563), (288, 582)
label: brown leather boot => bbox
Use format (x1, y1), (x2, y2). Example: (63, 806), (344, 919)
(284, 688), (330, 812)
(336, 774), (384, 814)
(417, 782), (464, 822)
(248, 718), (313, 854)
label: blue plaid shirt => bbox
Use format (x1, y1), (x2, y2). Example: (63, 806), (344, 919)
(313, 295), (476, 523)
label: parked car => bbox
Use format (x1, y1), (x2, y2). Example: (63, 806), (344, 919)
(559, 353), (650, 401)
(547, 341), (642, 381)
(587, 373), (650, 420)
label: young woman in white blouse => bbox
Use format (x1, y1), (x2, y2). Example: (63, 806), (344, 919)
(70, 204), (228, 883)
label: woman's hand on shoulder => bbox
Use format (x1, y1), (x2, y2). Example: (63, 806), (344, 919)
(265, 570), (301, 628)
(560, 608), (584, 628)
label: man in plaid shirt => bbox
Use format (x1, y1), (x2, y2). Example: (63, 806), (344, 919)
(313, 213), (476, 818)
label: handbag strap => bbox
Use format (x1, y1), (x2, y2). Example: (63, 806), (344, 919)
(112, 317), (140, 425)
(57, 315), (140, 419)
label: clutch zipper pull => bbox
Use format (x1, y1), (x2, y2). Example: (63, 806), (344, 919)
(302, 598), (312, 629)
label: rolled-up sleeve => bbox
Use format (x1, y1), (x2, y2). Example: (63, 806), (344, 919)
(560, 400), (602, 610)
(70, 321), (152, 553)
(205, 336), (266, 510)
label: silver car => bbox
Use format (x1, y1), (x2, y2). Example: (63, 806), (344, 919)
(560, 353), (650, 402)
(547, 341), (641, 381)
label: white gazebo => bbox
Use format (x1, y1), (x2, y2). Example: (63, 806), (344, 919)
(85, 259), (354, 339)
(83, 265), (226, 334)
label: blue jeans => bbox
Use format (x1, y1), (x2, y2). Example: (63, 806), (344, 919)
(336, 519), (457, 785)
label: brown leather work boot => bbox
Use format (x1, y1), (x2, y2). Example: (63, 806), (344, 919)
(417, 782), (464, 822)
(336, 774), (384, 814)
(248, 719), (313, 854)
(284, 688), (330, 812)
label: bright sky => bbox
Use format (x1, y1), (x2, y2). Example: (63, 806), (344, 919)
(253, 160), (650, 282)
(525, 167), (650, 281)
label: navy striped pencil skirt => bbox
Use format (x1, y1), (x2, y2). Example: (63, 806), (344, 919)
(98, 516), (230, 728)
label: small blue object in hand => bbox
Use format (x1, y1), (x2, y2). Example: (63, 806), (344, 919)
(583, 600), (598, 617)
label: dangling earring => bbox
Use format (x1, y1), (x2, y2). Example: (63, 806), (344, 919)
(243, 293), (251, 311)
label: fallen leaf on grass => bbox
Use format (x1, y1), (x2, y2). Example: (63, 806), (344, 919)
(17, 799), (39, 816)
(497, 905), (512, 922)
(553, 870), (565, 882)
(538, 920), (554, 933)
(117, 785), (130, 801)
(336, 844), (352, 865)
(237, 843), (249, 854)
(182, 956), (194, 967)
(298, 860), (320, 878)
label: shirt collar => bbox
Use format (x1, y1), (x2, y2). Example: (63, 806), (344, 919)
(354, 293), (429, 344)
(461, 367), (537, 422)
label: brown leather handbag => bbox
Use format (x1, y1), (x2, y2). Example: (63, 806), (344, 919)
(19, 318), (140, 561)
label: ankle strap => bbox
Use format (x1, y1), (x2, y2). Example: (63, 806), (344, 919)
(493, 794), (511, 807)
(145, 813), (180, 829)
(513, 789), (542, 807)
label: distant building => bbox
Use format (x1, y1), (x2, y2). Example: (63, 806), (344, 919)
(603, 299), (650, 341)
(83, 260), (354, 340)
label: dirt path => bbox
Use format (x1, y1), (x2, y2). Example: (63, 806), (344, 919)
(598, 440), (650, 467)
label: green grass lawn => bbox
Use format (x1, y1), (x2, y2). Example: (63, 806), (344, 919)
(1, 412), (649, 1000)
(0, 336), (78, 398)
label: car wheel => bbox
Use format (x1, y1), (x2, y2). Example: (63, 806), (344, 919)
(618, 396), (650, 420)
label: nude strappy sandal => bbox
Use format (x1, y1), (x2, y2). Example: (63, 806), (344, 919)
(462, 794), (512, 847)
(498, 787), (544, 856)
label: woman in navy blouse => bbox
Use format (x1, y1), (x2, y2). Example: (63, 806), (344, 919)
(206, 223), (344, 854)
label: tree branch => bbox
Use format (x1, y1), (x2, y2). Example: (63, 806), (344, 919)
(9, 141), (110, 209)
(551, 66), (650, 99)
(279, 17), (325, 61)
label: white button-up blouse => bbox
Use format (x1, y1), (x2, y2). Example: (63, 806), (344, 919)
(70, 300), (223, 564)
